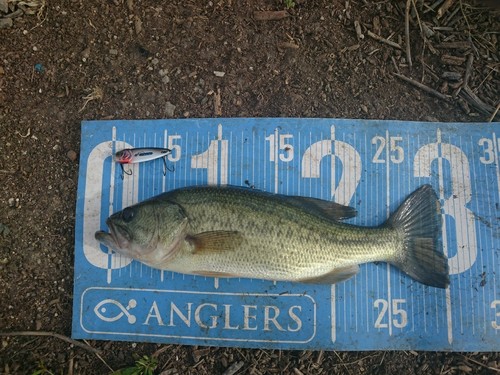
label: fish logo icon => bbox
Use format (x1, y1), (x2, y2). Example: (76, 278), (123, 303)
(94, 299), (137, 324)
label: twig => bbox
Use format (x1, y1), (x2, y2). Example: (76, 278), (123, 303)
(488, 101), (500, 122)
(437, 0), (455, 19)
(152, 344), (173, 358)
(214, 88), (222, 117)
(83, 339), (114, 373)
(354, 20), (364, 40)
(391, 56), (401, 73)
(0, 331), (101, 354)
(460, 85), (499, 119)
(394, 73), (451, 101)
(367, 30), (402, 49)
(461, 355), (500, 373)
(333, 351), (352, 375)
(222, 361), (245, 375)
(455, 53), (474, 96)
(405, 0), (412, 67)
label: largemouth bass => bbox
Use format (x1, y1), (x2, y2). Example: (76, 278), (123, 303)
(95, 185), (449, 288)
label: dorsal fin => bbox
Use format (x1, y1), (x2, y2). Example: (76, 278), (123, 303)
(284, 196), (357, 221)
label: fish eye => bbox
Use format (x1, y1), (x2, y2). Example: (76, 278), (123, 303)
(122, 207), (135, 222)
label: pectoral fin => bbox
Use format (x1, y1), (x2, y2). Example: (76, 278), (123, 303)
(298, 265), (359, 284)
(186, 231), (243, 254)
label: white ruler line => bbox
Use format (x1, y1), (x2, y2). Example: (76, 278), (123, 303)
(364, 132), (370, 333)
(385, 129), (393, 336)
(461, 136), (476, 335)
(184, 131), (188, 189)
(493, 131), (500, 205)
(331, 285), (336, 343)
(450, 135), (464, 334)
(298, 131), (301, 196)
(229, 131), (233, 185)
(330, 125), (337, 340)
(107, 126), (117, 284)
(437, 128), (454, 344)
(241, 131), (244, 186)
(471, 137), (486, 332)
(274, 128), (279, 193)
(491, 131), (499, 334)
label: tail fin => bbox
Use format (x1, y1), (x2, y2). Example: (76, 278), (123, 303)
(387, 185), (450, 289)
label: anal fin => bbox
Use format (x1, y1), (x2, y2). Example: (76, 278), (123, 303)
(298, 265), (359, 284)
(192, 270), (236, 278)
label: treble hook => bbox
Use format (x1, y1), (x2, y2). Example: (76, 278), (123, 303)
(119, 164), (133, 180)
(162, 157), (175, 176)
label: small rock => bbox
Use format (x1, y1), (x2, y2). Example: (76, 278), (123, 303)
(214, 71), (225, 77)
(165, 101), (176, 117)
(66, 150), (78, 162)
(7, 198), (15, 208)
(0, 66), (4, 75)
(0, 223), (9, 236)
(0, 0), (8, 13)
(82, 47), (91, 60)
(134, 15), (142, 34)
(109, 49), (118, 55)
(162, 76), (170, 84)
(151, 58), (159, 65)
(360, 104), (368, 113)
(0, 18), (13, 29)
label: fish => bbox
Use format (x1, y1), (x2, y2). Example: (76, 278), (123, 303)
(95, 184), (450, 288)
(114, 147), (172, 176)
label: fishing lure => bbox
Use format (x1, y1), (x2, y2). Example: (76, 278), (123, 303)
(114, 148), (172, 177)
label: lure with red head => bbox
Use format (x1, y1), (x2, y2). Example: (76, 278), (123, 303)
(114, 148), (171, 164)
(114, 148), (172, 177)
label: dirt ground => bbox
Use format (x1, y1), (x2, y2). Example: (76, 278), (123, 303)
(0, 0), (499, 373)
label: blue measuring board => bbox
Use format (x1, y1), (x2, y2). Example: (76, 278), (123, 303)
(72, 118), (500, 351)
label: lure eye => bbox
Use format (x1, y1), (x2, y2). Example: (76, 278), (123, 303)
(122, 207), (135, 222)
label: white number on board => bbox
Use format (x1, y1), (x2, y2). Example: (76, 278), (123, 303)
(478, 138), (496, 165)
(492, 300), (500, 330)
(374, 298), (408, 329)
(167, 135), (182, 162)
(191, 124), (228, 185)
(372, 135), (404, 164)
(265, 133), (294, 162)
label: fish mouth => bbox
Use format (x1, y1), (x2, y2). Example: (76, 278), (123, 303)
(95, 221), (131, 251)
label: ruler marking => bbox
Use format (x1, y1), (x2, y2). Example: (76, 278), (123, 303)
(461, 136), (475, 335)
(331, 285), (336, 343)
(489, 131), (498, 334)
(437, 128), (454, 343)
(471, 136), (486, 333)
(384, 129), (393, 336)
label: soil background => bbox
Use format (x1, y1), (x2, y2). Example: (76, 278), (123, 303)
(0, 0), (499, 373)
